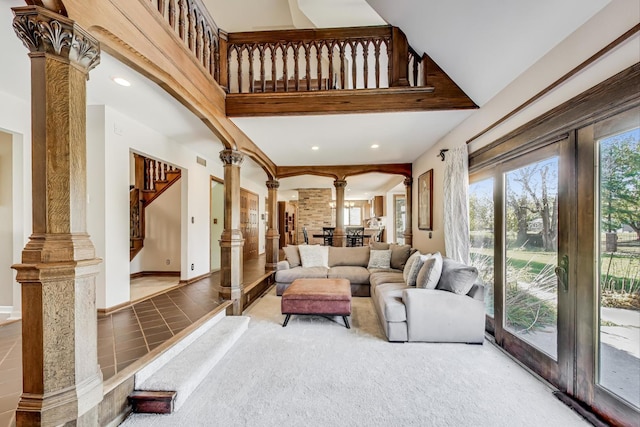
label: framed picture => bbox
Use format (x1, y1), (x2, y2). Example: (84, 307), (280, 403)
(418, 169), (433, 230)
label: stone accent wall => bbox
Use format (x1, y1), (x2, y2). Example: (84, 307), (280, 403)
(296, 188), (333, 243)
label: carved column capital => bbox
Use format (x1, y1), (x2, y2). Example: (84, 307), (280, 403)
(219, 149), (244, 166)
(404, 177), (413, 187)
(12, 6), (100, 72)
(266, 179), (280, 189)
(334, 179), (347, 189)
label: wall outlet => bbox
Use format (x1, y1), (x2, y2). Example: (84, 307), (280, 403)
(165, 259), (170, 265)
(191, 263), (194, 270)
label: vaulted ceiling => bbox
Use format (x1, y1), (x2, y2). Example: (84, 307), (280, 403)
(0, 0), (615, 200)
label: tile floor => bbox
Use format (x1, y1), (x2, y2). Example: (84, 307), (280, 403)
(129, 276), (180, 302)
(0, 255), (271, 426)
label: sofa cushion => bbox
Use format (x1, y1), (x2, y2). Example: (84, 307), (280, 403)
(328, 266), (370, 285)
(389, 244), (413, 270)
(298, 245), (329, 268)
(328, 246), (370, 267)
(374, 282), (408, 322)
(369, 271), (405, 289)
(436, 258), (479, 295)
(275, 267), (329, 284)
(282, 245), (301, 268)
(368, 249), (392, 269)
(416, 251), (443, 289)
(402, 251), (422, 283)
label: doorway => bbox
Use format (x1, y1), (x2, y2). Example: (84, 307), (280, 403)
(0, 131), (13, 322)
(210, 177), (224, 271)
(393, 194), (406, 244)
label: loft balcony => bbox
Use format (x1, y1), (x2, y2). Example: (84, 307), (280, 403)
(130, 0), (477, 117)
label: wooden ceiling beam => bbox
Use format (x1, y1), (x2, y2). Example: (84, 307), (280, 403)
(276, 164), (412, 180)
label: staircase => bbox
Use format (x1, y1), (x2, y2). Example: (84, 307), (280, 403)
(130, 154), (181, 260)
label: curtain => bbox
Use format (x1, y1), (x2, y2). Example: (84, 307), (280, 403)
(443, 145), (471, 264)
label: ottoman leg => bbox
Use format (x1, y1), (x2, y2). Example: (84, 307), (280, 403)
(343, 316), (350, 329)
(283, 314), (291, 327)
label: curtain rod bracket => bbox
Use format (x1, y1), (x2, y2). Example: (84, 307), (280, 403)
(438, 149), (449, 161)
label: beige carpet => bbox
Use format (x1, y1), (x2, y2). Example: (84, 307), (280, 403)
(122, 287), (588, 426)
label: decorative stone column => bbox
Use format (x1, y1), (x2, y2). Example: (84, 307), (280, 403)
(333, 179), (347, 247)
(219, 149), (244, 315)
(265, 179), (280, 270)
(11, 6), (103, 426)
(403, 177), (413, 247)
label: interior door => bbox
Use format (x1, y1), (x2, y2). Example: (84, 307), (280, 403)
(240, 189), (259, 261)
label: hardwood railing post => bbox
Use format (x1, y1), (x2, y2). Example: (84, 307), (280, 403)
(218, 30), (229, 91)
(390, 26), (410, 87)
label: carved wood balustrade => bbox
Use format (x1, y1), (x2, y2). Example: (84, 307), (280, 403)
(148, 0), (221, 81)
(224, 26), (426, 94)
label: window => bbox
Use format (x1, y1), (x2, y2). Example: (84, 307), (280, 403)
(344, 207), (362, 226)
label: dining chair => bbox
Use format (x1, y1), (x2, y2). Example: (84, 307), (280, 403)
(322, 227), (334, 246)
(346, 227), (364, 247)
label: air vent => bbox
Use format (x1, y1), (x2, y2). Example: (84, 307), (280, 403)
(196, 156), (207, 166)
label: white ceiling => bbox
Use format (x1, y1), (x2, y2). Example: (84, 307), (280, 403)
(0, 0), (613, 201)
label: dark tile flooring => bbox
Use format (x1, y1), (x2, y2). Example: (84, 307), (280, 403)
(0, 255), (271, 426)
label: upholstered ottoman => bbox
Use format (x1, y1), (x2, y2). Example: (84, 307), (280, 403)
(281, 278), (352, 328)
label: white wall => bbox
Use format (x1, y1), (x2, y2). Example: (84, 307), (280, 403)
(410, 0), (640, 255)
(0, 90), (31, 319)
(135, 179), (182, 272)
(87, 105), (268, 309)
(210, 180), (224, 271)
(0, 132), (13, 309)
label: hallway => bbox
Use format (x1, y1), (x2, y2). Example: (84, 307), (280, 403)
(0, 256), (272, 426)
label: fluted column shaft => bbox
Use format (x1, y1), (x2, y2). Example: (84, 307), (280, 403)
(333, 179), (347, 247)
(265, 179), (280, 269)
(404, 177), (413, 247)
(219, 149), (244, 315)
(11, 6), (102, 426)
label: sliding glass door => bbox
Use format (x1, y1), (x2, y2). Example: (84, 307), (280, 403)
(470, 106), (639, 424)
(574, 107), (640, 425)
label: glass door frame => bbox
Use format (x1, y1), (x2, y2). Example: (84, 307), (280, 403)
(488, 141), (575, 392)
(574, 107), (640, 426)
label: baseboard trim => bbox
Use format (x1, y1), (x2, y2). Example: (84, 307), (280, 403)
(178, 271), (212, 285)
(98, 300), (132, 315)
(130, 271), (180, 279)
(553, 392), (609, 427)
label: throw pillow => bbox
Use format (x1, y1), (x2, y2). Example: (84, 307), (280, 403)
(406, 254), (430, 287)
(367, 249), (392, 269)
(282, 245), (301, 268)
(436, 258), (479, 295)
(298, 245), (329, 268)
(403, 251), (422, 283)
(370, 241), (390, 250)
(389, 244), (412, 270)
(416, 251), (443, 289)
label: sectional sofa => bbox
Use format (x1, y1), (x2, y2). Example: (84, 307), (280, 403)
(275, 244), (485, 343)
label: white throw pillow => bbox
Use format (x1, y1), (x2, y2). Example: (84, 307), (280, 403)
(406, 254), (430, 287)
(367, 249), (392, 269)
(298, 245), (329, 268)
(416, 251), (443, 289)
(403, 251), (422, 283)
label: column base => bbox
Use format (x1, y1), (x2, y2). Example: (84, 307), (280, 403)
(16, 370), (102, 427)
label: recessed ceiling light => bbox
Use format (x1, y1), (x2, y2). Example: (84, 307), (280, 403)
(371, 144), (379, 149)
(111, 76), (131, 87)
(311, 146), (319, 151)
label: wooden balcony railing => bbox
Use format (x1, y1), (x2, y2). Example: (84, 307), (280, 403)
(148, 0), (221, 81)
(223, 26), (424, 94)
